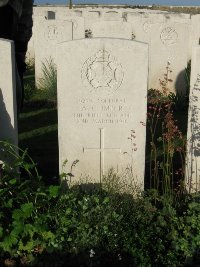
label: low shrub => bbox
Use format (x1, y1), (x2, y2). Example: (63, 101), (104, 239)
(37, 58), (57, 103)
(0, 147), (199, 267)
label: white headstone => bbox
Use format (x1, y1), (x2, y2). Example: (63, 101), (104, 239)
(149, 18), (190, 94)
(190, 15), (200, 59)
(26, 36), (35, 62)
(0, 39), (18, 147)
(82, 10), (101, 30)
(73, 10), (83, 17)
(34, 19), (73, 85)
(127, 12), (165, 43)
(57, 38), (148, 188)
(127, 12), (191, 93)
(102, 10), (123, 21)
(54, 16), (85, 39)
(92, 21), (133, 39)
(186, 46), (200, 193)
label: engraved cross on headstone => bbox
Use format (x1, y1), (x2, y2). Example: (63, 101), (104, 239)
(83, 128), (121, 182)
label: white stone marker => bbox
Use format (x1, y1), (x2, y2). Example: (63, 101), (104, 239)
(149, 19), (190, 93)
(0, 39), (18, 147)
(127, 12), (191, 93)
(102, 10), (123, 21)
(34, 19), (73, 85)
(190, 15), (200, 59)
(186, 46), (200, 193)
(54, 15), (85, 40)
(127, 12), (165, 43)
(92, 21), (133, 39)
(26, 36), (35, 62)
(82, 10), (101, 30)
(57, 38), (148, 188)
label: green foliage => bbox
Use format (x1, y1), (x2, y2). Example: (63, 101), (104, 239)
(24, 79), (35, 102)
(1, 102), (199, 267)
(0, 147), (199, 267)
(37, 58), (57, 103)
(168, 92), (188, 111)
(147, 82), (186, 196)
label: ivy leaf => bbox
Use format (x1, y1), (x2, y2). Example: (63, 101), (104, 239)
(18, 239), (35, 252)
(12, 209), (24, 221)
(11, 224), (24, 236)
(21, 203), (34, 218)
(24, 224), (35, 237)
(5, 199), (13, 208)
(2, 235), (18, 251)
(8, 178), (17, 185)
(48, 185), (59, 198)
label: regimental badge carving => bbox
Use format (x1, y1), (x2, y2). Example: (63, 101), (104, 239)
(81, 49), (124, 93)
(45, 25), (62, 41)
(160, 27), (178, 45)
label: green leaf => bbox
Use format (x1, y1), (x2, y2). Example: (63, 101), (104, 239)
(65, 208), (72, 215)
(5, 199), (13, 208)
(103, 197), (110, 204)
(2, 235), (18, 251)
(12, 209), (24, 221)
(8, 178), (17, 185)
(24, 224), (35, 236)
(49, 185), (59, 198)
(21, 203), (34, 217)
(18, 239), (34, 252)
(11, 224), (24, 236)
(42, 231), (55, 241)
(94, 197), (99, 204)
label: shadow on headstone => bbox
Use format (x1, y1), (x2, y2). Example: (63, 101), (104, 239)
(0, 88), (14, 143)
(0, 88), (16, 166)
(175, 69), (186, 96)
(187, 75), (200, 158)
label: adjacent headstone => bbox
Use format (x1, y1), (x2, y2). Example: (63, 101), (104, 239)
(102, 10), (123, 21)
(54, 15), (85, 39)
(127, 12), (165, 43)
(186, 46), (200, 193)
(34, 19), (73, 85)
(190, 15), (200, 59)
(26, 36), (35, 62)
(82, 10), (101, 30)
(57, 38), (148, 188)
(127, 12), (191, 93)
(149, 18), (190, 93)
(92, 21), (133, 39)
(73, 10), (83, 17)
(0, 39), (18, 147)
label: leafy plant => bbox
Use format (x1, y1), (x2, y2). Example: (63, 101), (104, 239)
(0, 149), (199, 267)
(24, 79), (35, 101)
(37, 58), (57, 103)
(147, 65), (186, 197)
